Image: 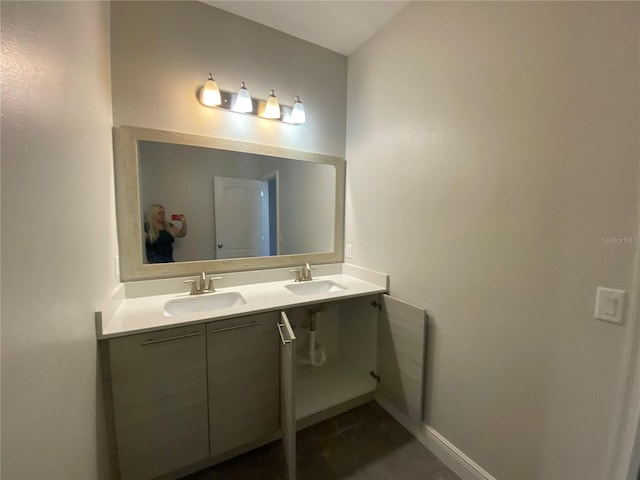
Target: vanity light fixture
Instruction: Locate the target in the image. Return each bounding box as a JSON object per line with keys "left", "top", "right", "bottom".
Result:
{"left": 291, "top": 96, "right": 306, "bottom": 124}
{"left": 263, "top": 90, "right": 281, "bottom": 119}
{"left": 201, "top": 73, "right": 221, "bottom": 107}
{"left": 198, "top": 74, "right": 305, "bottom": 125}
{"left": 234, "top": 81, "right": 253, "bottom": 113}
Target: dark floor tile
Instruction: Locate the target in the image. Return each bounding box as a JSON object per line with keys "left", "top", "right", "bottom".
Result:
{"left": 297, "top": 418, "right": 342, "bottom": 452}
{"left": 342, "top": 411, "right": 440, "bottom": 480}
{"left": 331, "top": 401, "right": 385, "bottom": 432}
{"left": 342, "top": 410, "right": 413, "bottom": 458}
{"left": 333, "top": 465, "right": 379, "bottom": 480}
{"left": 297, "top": 433, "right": 367, "bottom": 480}
{"left": 183, "top": 442, "right": 286, "bottom": 480}
{"left": 361, "top": 440, "right": 440, "bottom": 480}
{"left": 423, "top": 461, "right": 462, "bottom": 480}
{"left": 180, "top": 468, "right": 210, "bottom": 480}
{"left": 182, "top": 402, "right": 459, "bottom": 480}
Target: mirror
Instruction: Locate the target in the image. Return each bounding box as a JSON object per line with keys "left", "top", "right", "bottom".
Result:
{"left": 114, "top": 126, "right": 345, "bottom": 281}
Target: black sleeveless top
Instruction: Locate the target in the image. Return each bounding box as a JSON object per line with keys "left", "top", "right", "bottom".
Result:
{"left": 145, "top": 225, "right": 175, "bottom": 263}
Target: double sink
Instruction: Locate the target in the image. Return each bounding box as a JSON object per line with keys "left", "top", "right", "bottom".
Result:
{"left": 164, "top": 279, "right": 347, "bottom": 317}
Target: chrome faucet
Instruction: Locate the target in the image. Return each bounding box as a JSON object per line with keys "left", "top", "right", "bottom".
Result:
{"left": 302, "top": 263, "right": 313, "bottom": 281}
{"left": 291, "top": 263, "right": 314, "bottom": 282}
{"left": 183, "top": 272, "right": 222, "bottom": 295}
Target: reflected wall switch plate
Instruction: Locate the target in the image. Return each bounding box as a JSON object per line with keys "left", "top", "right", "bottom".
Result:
{"left": 594, "top": 287, "right": 626, "bottom": 325}
{"left": 114, "top": 256, "right": 120, "bottom": 279}
{"left": 345, "top": 244, "right": 352, "bottom": 259}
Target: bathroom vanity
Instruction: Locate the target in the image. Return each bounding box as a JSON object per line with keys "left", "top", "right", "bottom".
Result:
{"left": 100, "top": 126, "right": 426, "bottom": 479}
{"left": 97, "top": 265, "right": 426, "bottom": 480}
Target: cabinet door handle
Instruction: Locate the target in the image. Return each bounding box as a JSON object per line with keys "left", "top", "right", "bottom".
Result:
{"left": 141, "top": 331, "right": 202, "bottom": 345}
{"left": 277, "top": 323, "right": 291, "bottom": 345}
{"left": 210, "top": 321, "right": 260, "bottom": 334}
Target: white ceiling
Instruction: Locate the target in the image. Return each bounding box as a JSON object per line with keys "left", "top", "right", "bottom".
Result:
{"left": 202, "top": 1, "right": 410, "bottom": 56}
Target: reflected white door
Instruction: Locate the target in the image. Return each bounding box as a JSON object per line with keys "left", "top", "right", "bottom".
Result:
{"left": 214, "top": 176, "right": 269, "bottom": 259}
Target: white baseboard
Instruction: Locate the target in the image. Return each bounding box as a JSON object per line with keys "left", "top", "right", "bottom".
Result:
{"left": 375, "top": 395, "right": 496, "bottom": 480}
{"left": 421, "top": 425, "right": 496, "bottom": 480}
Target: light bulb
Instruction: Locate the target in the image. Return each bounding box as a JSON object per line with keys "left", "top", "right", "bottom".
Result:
{"left": 234, "top": 81, "right": 253, "bottom": 113}
{"left": 201, "top": 73, "right": 221, "bottom": 106}
{"left": 264, "top": 89, "right": 281, "bottom": 119}
{"left": 291, "top": 96, "right": 306, "bottom": 124}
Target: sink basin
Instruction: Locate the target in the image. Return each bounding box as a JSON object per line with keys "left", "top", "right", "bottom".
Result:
{"left": 285, "top": 279, "right": 347, "bottom": 296}
{"left": 164, "top": 292, "right": 247, "bottom": 316}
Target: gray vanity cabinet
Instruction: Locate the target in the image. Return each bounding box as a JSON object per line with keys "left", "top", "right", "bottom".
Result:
{"left": 107, "top": 324, "right": 209, "bottom": 480}
{"left": 293, "top": 294, "right": 426, "bottom": 431}
{"left": 104, "top": 290, "right": 421, "bottom": 480}
{"left": 374, "top": 294, "right": 427, "bottom": 425}
{"left": 271, "top": 293, "right": 426, "bottom": 480}
{"left": 206, "top": 312, "right": 280, "bottom": 457}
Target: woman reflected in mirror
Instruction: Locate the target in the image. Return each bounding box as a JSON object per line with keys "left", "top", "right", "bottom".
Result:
{"left": 144, "top": 203, "right": 187, "bottom": 263}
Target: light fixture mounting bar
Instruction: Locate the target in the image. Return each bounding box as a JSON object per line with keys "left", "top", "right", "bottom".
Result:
{"left": 198, "top": 89, "right": 300, "bottom": 125}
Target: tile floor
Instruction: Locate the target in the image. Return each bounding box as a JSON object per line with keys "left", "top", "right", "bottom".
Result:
{"left": 183, "top": 401, "right": 461, "bottom": 480}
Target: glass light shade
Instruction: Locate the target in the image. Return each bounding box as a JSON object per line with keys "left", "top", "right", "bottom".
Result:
{"left": 291, "top": 96, "right": 306, "bottom": 124}
{"left": 264, "top": 89, "right": 281, "bottom": 119}
{"left": 234, "top": 81, "right": 253, "bottom": 113}
{"left": 201, "top": 73, "right": 221, "bottom": 106}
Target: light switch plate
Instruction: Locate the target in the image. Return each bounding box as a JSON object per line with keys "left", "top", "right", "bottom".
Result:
{"left": 345, "top": 244, "right": 352, "bottom": 259}
{"left": 594, "top": 287, "right": 626, "bottom": 325}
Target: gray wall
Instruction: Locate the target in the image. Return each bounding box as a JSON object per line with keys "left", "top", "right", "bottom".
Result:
{"left": 259, "top": 156, "right": 336, "bottom": 255}
{"left": 1, "top": 2, "right": 118, "bottom": 478}
{"left": 111, "top": 1, "right": 347, "bottom": 157}
{"left": 346, "top": 2, "right": 639, "bottom": 479}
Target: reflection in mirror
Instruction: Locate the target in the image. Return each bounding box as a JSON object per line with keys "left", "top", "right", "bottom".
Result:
{"left": 113, "top": 126, "right": 345, "bottom": 281}
{"left": 143, "top": 202, "right": 187, "bottom": 263}
{"left": 138, "top": 141, "right": 336, "bottom": 263}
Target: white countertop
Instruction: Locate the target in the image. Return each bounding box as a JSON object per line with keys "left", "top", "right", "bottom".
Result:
{"left": 96, "top": 266, "right": 387, "bottom": 339}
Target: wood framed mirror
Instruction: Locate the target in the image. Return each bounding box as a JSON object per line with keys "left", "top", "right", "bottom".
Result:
{"left": 114, "top": 126, "right": 345, "bottom": 281}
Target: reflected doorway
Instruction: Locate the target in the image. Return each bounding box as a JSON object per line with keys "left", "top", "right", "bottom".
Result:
{"left": 264, "top": 171, "right": 280, "bottom": 256}
{"left": 213, "top": 173, "right": 279, "bottom": 259}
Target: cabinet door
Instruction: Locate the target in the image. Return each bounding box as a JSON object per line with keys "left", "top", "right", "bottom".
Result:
{"left": 108, "top": 324, "right": 209, "bottom": 480}
{"left": 207, "top": 312, "right": 280, "bottom": 457}
{"left": 278, "top": 311, "right": 297, "bottom": 480}
{"left": 376, "top": 294, "right": 426, "bottom": 425}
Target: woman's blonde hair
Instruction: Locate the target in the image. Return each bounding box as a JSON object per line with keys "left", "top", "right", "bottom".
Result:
{"left": 146, "top": 203, "right": 171, "bottom": 244}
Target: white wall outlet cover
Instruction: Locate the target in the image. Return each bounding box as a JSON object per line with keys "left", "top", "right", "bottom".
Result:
{"left": 345, "top": 243, "right": 352, "bottom": 259}
{"left": 594, "top": 287, "right": 626, "bottom": 325}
